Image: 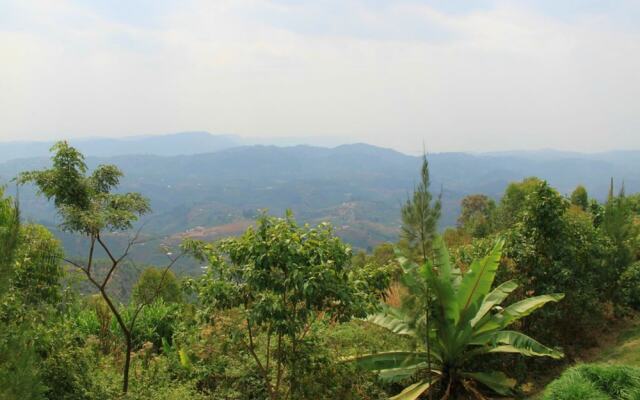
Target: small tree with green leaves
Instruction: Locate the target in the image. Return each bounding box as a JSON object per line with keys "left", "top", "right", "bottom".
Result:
{"left": 496, "top": 177, "right": 543, "bottom": 229}
{"left": 570, "top": 185, "right": 589, "bottom": 210}
{"left": 133, "top": 267, "right": 182, "bottom": 304}
{"left": 457, "top": 194, "right": 496, "bottom": 238}
{"left": 186, "top": 212, "right": 390, "bottom": 400}
{"left": 19, "top": 141, "right": 181, "bottom": 393}
{"left": 602, "top": 181, "right": 638, "bottom": 274}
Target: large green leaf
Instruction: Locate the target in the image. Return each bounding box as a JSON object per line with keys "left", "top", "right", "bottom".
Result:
{"left": 462, "top": 371, "right": 516, "bottom": 396}
{"left": 378, "top": 363, "right": 427, "bottom": 382}
{"left": 456, "top": 239, "right": 504, "bottom": 318}
{"left": 389, "top": 380, "right": 435, "bottom": 400}
{"left": 469, "top": 280, "right": 518, "bottom": 327}
{"left": 487, "top": 344, "right": 563, "bottom": 359}
{"left": 349, "top": 351, "right": 427, "bottom": 372}
{"left": 366, "top": 305, "right": 416, "bottom": 337}
{"left": 471, "top": 330, "right": 564, "bottom": 359}
{"left": 425, "top": 237, "right": 460, "bottom": 325}
{"left": 431, "top": 236, "right": 453, "bottom": 283}
{"left": 475, "top": 293, "right": 564, "bottom": 334}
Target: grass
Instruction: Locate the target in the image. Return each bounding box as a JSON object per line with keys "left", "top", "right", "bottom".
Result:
{"left": 542, "top": 364, "right": 640, "bottom": 400}
{"left": 532, "top": 318, "right": 640, "bottom": 399}
{"left": 596, "top": 323, "right": 640, "bottom": 365}
{"left": 527, "top": 318, "right": 640, "bottom": 399}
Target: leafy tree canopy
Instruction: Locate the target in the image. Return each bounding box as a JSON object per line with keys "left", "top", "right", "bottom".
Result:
{"left": 570, "top": 185, "right": 589, "bottom": 210}
{"left": 186, "top": 211, "right": 391, "bottom": 399}
{"left": 497, "top": 177, "right": 543, "bottom": 229}
{"left": 19, "top": 141, "right": 150, "bottom": 235}
{"left": 457, "top": 194, "right": 496, "bottom": 238}
{"left": 133, "top": 267, "right": 182, "bottom": 305}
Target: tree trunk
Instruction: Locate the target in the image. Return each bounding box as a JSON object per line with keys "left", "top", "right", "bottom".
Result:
{"left": 289, "top": 337, "right": 297, "bottom": 399}
{"left": 123, "top": 335, "right": 132, "bottom": 393}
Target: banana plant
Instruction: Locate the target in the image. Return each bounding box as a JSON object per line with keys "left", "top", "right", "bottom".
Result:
{"left": 351, "top": 238, "right": 564, "bottom": 399}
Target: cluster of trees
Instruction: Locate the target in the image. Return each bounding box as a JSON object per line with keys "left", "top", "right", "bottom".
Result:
{"left": 1, "top": 142, "right": 638, "bottom": 399}
{"left": 440, "top": 178, "right": 640, "bottom": 351}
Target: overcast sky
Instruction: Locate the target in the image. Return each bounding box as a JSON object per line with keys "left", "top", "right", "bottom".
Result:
{"left": 1, "top": 0, "right": 639, "bottom": 153}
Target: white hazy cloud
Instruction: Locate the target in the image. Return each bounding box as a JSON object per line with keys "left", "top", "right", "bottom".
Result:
{"left": 0, "top": 0, "right": 639, "bottom": 153}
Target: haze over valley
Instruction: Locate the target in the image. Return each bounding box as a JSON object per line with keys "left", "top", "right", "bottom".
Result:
{"left": 2, "top": 132, "right": 637, "bottom": 270}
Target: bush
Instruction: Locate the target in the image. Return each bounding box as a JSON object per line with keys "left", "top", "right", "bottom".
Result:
{"left": 128, "top": 300, "right": 180, "bottom": 350}
{"left": 620, "top": 262, "right": 640, "bottom": 310}
{"left": 0, "top": 322, "right": 46, "bottom": 400}
{"left": 74, "top": 299, "right": 180, "bottom": 353}
{"left": 543, "top": 364, "right": 640, "bottom": 400}
{"left": 38, "top": 318, "right": 109, "bottom": 400}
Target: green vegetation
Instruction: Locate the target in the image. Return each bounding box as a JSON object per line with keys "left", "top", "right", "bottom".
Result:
{"left": 4, "top": 143, "right": 639, "bottom": 261}
{"left": 133, "top": 267, "right": 182, "bottom": 305}
{"left": 543, "top": 364, "right": 640, "bottom": 400}
{"left": 0, "top": 187, "right": 19, "bottom": 291}
{"left": 184, "top": 212, "right": 390, "bottom": 399}
{"left": 1, "top": 142, "right": 640, "bottom": 399}
{"left": 354, "top": 239, "right": 563, "bottom": 399}
{"left": 18, "top": 142, "right": 172, "bottom": 393}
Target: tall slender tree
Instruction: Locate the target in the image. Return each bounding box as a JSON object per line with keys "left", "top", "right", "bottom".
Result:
{"left": 602, "top": 179, "right": 637, "bottom": 285}
{"left": 401, "top": 154, "right": 442, "bottom": 261}
{"left": 399, "top": 153, "right": 441, "bottom": 398}
{"left": 19, "top": 141, "right": 181, "bottom": 393}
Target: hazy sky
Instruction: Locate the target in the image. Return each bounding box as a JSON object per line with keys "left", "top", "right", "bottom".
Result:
{"left": 1, "top": 0, "right": 639, "bottom": 153}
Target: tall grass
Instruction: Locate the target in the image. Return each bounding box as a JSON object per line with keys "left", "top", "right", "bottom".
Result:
{"left": 543, "top": 364, "right": 640, "bottom": 400}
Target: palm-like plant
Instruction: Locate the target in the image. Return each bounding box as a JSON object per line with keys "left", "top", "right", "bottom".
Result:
{"left": 352, "top": 238, "right": 564, "bottom": 399}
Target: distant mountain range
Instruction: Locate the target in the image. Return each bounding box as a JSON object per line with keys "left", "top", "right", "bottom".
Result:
{"left": 0, "top": 132, "right": 351, "bottom": 162}
{"left": 1, "top": 132, "right": 638, "bottom": 270}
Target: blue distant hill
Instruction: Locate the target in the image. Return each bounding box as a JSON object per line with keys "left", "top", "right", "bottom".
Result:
{"left": 1, "top": 132, "right": 638, "bottom": 268}
{"left": 0, "top": 132, "right": 241, "bottom": 161}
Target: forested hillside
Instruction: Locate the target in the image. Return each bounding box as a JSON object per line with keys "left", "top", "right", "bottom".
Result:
{"left": 1, "top": 138, "right": 638, "bottom": 265}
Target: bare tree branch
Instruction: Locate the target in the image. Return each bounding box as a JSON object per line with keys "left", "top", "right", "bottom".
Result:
{"left": 96, "top": 233, "right": 117, "bottom": 264}
{"left": 97, "top": 228, "right": 143, "bottom": 290}
{"left": 87, "top": 236, "right": 96, "bottom": 276}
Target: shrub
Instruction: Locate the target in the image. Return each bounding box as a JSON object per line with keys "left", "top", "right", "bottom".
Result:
{"left": 38, "top": 318, "right": 109, "bottom": 400}
{"left": 127, "top": 300, "right": 180, "bottom": 351}
{"left": 620, "top": 262, "right": 640, "bottom": 310}
{"left": 75, "top": 299, "right": 180, "bottom": 353}
{"left": 0, "top": 322, "right": 46, "bottom": 400}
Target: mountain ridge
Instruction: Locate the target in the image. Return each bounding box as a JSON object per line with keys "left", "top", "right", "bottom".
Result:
{"left": 2, "top": 131, "right": 638, "bottom": 163}
{"left": 1, "top": 139, "right": 638, "bottom": 268}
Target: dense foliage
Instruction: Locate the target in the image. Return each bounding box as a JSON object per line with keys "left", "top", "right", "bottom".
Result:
{"left": 184, "top": 212, "right": 391, "bottom": 399}
{"left": 1, "top": 143, "right": 639, "bottom": 399}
